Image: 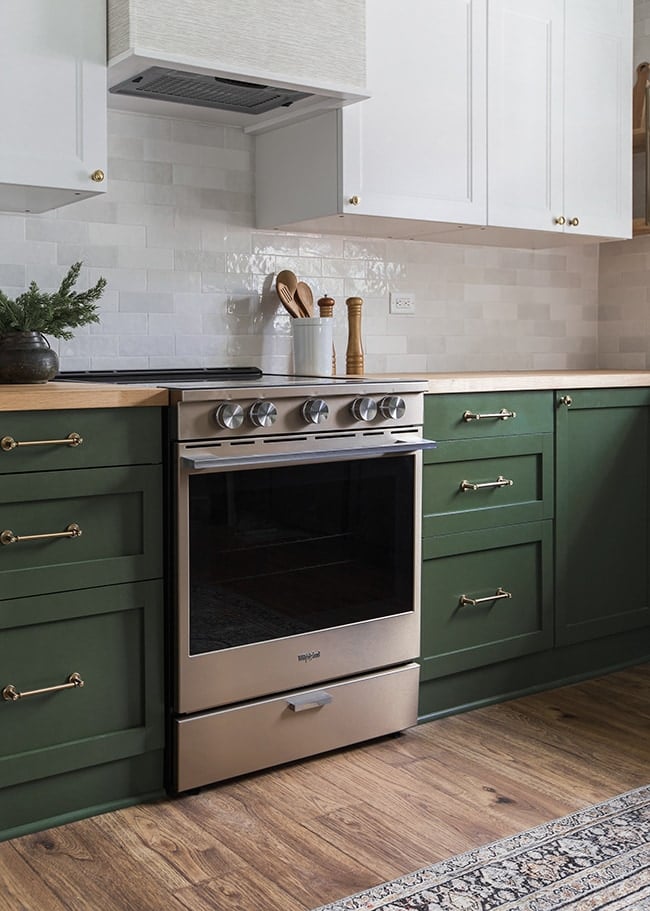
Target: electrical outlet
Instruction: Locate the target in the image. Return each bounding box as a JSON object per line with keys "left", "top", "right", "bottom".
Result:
{"left": 389, "top": 292, "right": 416, "bottom": 315}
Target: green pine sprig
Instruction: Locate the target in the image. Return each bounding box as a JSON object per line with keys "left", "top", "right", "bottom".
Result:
{"left": 0, "top": 262, "right": 106, "bottom": 341}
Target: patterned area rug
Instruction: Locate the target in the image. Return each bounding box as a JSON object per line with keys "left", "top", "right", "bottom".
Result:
{"left": 312, "top": 785, "right": 650, "bottom": 911}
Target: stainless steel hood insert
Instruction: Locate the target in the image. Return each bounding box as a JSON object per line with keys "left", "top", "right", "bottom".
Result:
{"left": 109, "top": 66, "right": 312, "bottom": 115}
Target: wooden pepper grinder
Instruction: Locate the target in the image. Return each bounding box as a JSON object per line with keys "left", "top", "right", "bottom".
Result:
{"left": 317, "top": 294, "right": 336, "bottom": 374}
{"left": 345, "top": 296, "right": 364, "bottom": 375}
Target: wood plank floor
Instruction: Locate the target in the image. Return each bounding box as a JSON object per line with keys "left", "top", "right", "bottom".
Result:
{"left": 1, "top": 664, "right": 649, "bottom": 911}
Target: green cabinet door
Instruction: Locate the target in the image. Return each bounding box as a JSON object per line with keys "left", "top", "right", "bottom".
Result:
{"left": 555, "top": 388, "right": 650, "bottom": 644}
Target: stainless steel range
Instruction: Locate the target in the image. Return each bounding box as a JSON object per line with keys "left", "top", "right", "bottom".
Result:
{"left": 61, "top": 368, "right": 435, "bottom": 792}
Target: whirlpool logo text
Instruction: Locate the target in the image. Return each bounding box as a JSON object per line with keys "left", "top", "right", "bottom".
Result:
{"left": 297, "top": 650, "right": 321, "bottom": 663}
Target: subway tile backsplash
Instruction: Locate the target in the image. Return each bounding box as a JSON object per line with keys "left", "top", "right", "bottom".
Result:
{"left": 0, "top": 110, "right": 605, "bottom": 373}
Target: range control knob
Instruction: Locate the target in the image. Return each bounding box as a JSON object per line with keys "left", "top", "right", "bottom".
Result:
{"left": 249, "top": 400, "right": 278, "bottom": 427}
{"left": 302, "top": 398, "right": 329, "bottom": 425}
{"left": 379, "top": 395, "right": 406, "bottom": 421}
{"left": 350, "top": 396, "right": 378, "bottom": 422}
{"left": 214, "top": 401, "right": 245, "bottom": 430}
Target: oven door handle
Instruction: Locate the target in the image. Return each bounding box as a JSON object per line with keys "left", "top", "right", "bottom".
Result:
{"left": 181, "top": 437, "right": 437, "bottom": 471}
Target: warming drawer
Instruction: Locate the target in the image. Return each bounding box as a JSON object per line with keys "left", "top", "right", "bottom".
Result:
{"left": 174, "top": 662, "right": 419, "bottom": 792}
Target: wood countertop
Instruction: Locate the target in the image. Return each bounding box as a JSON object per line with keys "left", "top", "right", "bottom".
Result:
{"left": 0, "top": 382, "right": 169, "bottom": 412}
{"left": 382, "top": 370, "right": 650, "bottom": 393}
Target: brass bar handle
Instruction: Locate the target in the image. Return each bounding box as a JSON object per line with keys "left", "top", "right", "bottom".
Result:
{"left": 1, "top": 432, "right": 83, "bottom": 452}
{"left": 0, "top": 523, "right": 82, "bottom": 546}
{"left": 460, "top": 475, "right": 514, "bottom": 492}
{"left": 459, "top": 587, "right": 512, "bottom": 607}
{"left": 2, "top": 672, "right": 84, "bottom": 702}
{"left": 462, "top": 409, "right": 517, "bottom": 422}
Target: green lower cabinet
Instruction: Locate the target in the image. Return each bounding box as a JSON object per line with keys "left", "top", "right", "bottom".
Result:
{"left": 420, "top": 521, "right": 553, "bottom": 681}
{"left": 555, "top": 388, "right": 650, "bottom": 645}
{"left": 0, "top": 581, "right": 164, "bottom": 840}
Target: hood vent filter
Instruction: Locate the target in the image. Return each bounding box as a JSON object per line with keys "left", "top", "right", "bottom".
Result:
{"left": 109, "top": 66, "right": 313, "bottom": 114}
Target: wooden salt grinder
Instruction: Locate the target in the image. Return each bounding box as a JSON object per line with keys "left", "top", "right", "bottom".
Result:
{"left": 345, "top": 296, "right": 364, "bottom": 375}
{"left": 317, "top": 294, "right": 336, "bottom": 374}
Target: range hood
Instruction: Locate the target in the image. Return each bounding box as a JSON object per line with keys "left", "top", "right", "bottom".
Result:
{"left": 107, "top": 0, "right": 368, "bottom": 132}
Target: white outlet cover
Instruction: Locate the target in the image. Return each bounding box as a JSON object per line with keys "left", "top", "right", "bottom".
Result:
{"left": 389, "top": 292, "right": 416, "bottom": 314}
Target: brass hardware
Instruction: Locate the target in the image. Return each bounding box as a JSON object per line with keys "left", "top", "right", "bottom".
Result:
{"left": 460, "top": 475, "right": 514, "bottom": 492}
{"left": 2, "top": 672, "right": 84, "bottom": 702}
{"left": 1, "top": 432, "right": 83, "bottom": 452}
{"left": 459, "top": 587, "right": 512, "bottom": 607}
{"left": 462, "top": 408, "right": 517, "bottom": 422}
{"left": 559, "top": 395, "right": 573, "bottom": 407}
{"left": 568, "top": 217, "right": 580, "bottom": 227}
{"left": 0, "top": 523, "right": 82, "bottom": 546}
{"left": 348, "top": 195, "right": 361, "bottom": 206}
{"left": 554, "top": 215, "right": 566, "bottom": 225}
{"left": 90, "top": 169, "right": 105, "bottom": 182}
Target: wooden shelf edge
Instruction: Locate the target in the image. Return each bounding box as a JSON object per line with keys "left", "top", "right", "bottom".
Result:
{"left": 632, "top": 218, "right": 650, "bottom": 236}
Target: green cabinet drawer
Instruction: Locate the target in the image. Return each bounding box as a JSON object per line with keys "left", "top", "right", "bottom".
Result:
{"left": 0, "top": 581, "right": 164, "bottom": 790}
{"left": 0, "top": 408, "right": 162, "bottom": 474}
{"left": 422, "top": 434, "right": 553, "bottom": 535}
{"left": 420, "top": 522, "right": 553, "bottom": 681}
{"left": 425, "top": 391, "right": 553, "bottom": 441}
{"left": 0, "top": 465, "right": 162, "bottom": 599}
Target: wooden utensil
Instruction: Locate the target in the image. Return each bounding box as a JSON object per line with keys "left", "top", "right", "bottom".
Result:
{"left": 295, "top": 281, "right": 314, "bottom": 316}
{"left": 276, "top": 270, "right": 298, "bottom": 297}
{"left": 276, "top": 281, "right": 302, "bottom": 318}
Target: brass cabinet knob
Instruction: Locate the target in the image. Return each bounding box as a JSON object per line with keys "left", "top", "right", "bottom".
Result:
{"left": 554, "top": 215, "right": 566, "bottom": 225}
{"left": 568, "top": 217, "right": 580, "bottom": 227}
{"left": 559, "top": 395, "right": 573, "bottom": 407}
{"left": 348, "top": 195, "right": 361, "bottom": 206}
{"left": 90, "top": 169, "right": 105, "bottom": 183}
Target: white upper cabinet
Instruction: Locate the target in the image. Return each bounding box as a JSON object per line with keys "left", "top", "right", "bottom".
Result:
{"left": 488, "top": 0, "right": 632, "bottom": 240}
{"left": 0, "top": 0, "right": 107, "bottom": 214}
{"left": 256, "top": 0, "right": 487, "bottom": 239}
{"left": 256, "top": 0, "right": 632, "bottom": 245}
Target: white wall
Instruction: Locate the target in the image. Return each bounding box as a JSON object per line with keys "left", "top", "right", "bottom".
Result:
{"left": 0, "top": 109, "right": 600, "bottom": 374}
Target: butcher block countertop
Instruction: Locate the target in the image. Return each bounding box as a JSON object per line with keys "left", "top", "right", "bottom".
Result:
{"left": 393, "top": 370, "right": 650, "bottom": 393}
{"left": 0, "top": 382, "right": 169, "bottom": 412}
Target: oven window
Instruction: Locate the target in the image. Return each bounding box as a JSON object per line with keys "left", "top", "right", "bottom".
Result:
{"left": 187, "top": 456, "right": 415, "bottom": 654}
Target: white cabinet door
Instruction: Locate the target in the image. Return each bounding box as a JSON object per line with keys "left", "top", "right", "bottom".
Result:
{"left": 340, "top": 0, "right": 486, "bottom": 227}
{"left": 487, "top": 0, "right": 564, "bottom": 232}
{"left": 0, "top": 0, "right": 107, "bottom": 213}
{"left": 563, "top": 0, "right": 631, "bottom": 239}
{"left": 488, "top": 0, "right": 631, "bottom": 239}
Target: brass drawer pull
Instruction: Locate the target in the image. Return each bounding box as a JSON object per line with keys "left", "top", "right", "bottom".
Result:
{"left": 2, "top": 671, "right": 84, "bottom": 702}
{"left": 1, "top": 523, "right": 82, "bottom": 546}
{"left": 1, "top": 432, "right": 83, "bottom": 452}
{"left": 460, "top": 475, "right": 513, "bottom": 492}
{"left": 462, "top": 409, "right": 516, "bottom": 422}
{"left": 459, "top": 587, "right": 512, "bottom": 607}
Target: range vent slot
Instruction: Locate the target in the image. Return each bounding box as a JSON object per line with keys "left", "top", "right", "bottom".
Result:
{"left": 109, "top": 67, "right": 313, "bottom": 114}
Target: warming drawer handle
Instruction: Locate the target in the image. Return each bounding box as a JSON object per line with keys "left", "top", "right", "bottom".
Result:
{"left": 462, "top": 409, "right": 516, "bottom": 422}
{"left": 2, "top": 672, "right": 84, "bottom": 702}
{"left": 460, "top": 475, "right": 514, "bottom": 492}
{"left": 459, "top": 587, "right": 512, "bottom": 607}
{"left": 286, "top": 691, "right": 333, "bottom": 712}
{"left": 0, "top": 523, "right": 82, "bottom": 546}
{"left": 1, "top": 432, "right": 83, "bottom": 451}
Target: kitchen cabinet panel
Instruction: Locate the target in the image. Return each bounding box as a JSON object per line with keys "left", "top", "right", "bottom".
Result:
{"left": 425, "top": 391, "right": 553, "bottom": 441}
{"left": 488, "top": 0, "right": 631, "bottom": 238}
{"left": 555, "top": 388, "right": 650, "bottom": 643}
{"left": 0, "top": 582, "right": 163, "bottom": 790}
{"left": 420, "top": 521, "right": 553, "bottom": 680}
{"left": 422, "top": 433, "right": 553, "bottom": 536}
{"left": 256, "top": 0, "right": 487, "bottom": 237}
{"left": 0, "top": 0, "right": 107, "bottom": 213}
{"left": 0, "top": 408, "right": 161, "bottom": 474}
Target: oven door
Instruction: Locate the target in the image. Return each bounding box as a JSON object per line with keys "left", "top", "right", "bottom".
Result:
{"left": 175, "top": 435, "right": 431, "bottom": 715}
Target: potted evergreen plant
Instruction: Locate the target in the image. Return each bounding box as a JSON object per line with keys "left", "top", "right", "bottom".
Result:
{"left": 0, "top": 262, "right": 106, "bottom": 383}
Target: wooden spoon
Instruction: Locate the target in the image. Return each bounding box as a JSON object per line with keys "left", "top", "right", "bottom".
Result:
{"left": 295, "top": 281, "right": 314, "bottom": 316}
{"left": 276, "top": 280, "right": 302, "bottom": 318}
{"left": 276, "top": 270, "right": 298, "bottom": 298}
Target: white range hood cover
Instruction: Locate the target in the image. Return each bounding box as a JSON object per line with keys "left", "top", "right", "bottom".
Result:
{"left": 107, "top": 0, "right": 368, "bottom": 131}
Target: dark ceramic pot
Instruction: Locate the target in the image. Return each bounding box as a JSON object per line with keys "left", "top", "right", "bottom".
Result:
{"left": 0, "top": 331, "right": 59, "bottom": 384}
